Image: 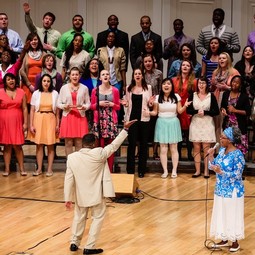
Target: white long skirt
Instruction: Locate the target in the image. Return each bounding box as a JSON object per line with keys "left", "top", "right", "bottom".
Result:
{"left": 210, "top": 189, "right": 244, "bottom": 242}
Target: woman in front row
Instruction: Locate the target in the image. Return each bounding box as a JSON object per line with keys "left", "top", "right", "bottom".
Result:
{"left": 30, "top": 74, "right": 59, "bottom": 176}
{"left": 57, "top": 67, "right": 90, "bottom": 156}
{"left": 208, "top": 127, "right": 245, "bottom": 252}
{"left": 121, "top": 68, "right": 154, "bottom": 178}
{"left": 90, "top": 70, "right": 120, "bottom": 172}
{"left": 187, "top": 76, "right": 219, "bottom": 178}
{"left": 149, "top": 78, "right": 191, "bottom": 178}
{"left": 0, "top": 73, "right": 28, "bottom": 176}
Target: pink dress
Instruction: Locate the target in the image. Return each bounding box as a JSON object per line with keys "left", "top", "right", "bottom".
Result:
{"left": 0, "top": 88, "right": 25, "bottom": 144}
{"left": 59, "top": 91, "right": 88, "bottom": 138}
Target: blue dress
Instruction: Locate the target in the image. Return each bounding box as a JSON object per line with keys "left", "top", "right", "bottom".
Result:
{"left": 209, "top": 147, "right": 245, "bottom": 242}
{"left": 211, "top": 147, "right": 245, "bottom": 198}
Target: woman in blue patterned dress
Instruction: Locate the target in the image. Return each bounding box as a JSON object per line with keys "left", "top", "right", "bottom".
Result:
{"left": 208, "top": 127, "right": 245, "bottom": 252}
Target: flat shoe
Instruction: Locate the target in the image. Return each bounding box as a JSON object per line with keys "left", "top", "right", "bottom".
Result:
{"left": 212, "top": 241, "right": 229, "bottom": 248}
{"left": 229, "top": 244, "right": 240, "bottom": 252}
{"left": 161, "top": 173, "right": 168, "bottom": 178}
{"left": 171, "top": 174, "right": 177, "bottom": 178}
{"left": 20, "top": 171, "right": 27, "bottom": 176}
{"left": 2, "top": 172, "right": 10, "bottom": 177}
{"left": 192, "top": 174, "right": 201, "bottom": 178}
{"left": 83, "top": 248, "right": 103, "bottom": 254}
{"left": 204, "top": 175, "right": 210, "bottom": 179}
{"left": 70, "top": 243, "right": 78, "bottom": 251}
{"left": 33, "top": 171, "right": 42, "bottom": 176}
{"left": 46, "top": 172, "right": 53, "bottom": 177}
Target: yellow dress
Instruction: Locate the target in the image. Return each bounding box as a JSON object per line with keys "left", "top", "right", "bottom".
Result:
{"left": 30, "top": 93, "right": 59, "bottom": 145}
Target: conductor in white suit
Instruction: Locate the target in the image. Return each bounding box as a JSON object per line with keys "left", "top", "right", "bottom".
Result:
{"left": 64, "top": 120, "right": 136, "bottom": 254}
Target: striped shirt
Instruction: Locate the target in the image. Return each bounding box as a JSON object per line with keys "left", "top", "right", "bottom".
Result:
{"left": 196, "top": 24, "right": 240, "bottom": 55}
{"left": 202, "top": 55, "right": 218, "bottom": 86}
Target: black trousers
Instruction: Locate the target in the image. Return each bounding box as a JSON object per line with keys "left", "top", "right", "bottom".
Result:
{"left": 126, "top": 121, "right": 150, "bottom": 175}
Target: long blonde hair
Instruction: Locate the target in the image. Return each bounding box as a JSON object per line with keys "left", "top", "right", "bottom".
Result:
{"left": 214, "top": 52, "right": 235, "bottom": 76}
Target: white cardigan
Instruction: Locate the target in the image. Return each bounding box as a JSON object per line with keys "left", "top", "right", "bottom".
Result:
{"left": 57, "top": 83, "right": 90, "bottom": 117}
{"left": 30, "top": 90, "right": 58, "bottom": 113}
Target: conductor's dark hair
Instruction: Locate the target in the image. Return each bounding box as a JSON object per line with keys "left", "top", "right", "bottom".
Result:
{"left": 82, "top": 133, "right": 96, "bottom": 146}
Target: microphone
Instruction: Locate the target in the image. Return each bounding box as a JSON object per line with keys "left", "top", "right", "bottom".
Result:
{"left": 205, "top": 142, "right": 219, "bottom": 157}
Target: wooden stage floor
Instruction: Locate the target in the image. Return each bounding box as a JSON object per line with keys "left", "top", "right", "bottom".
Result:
{"left": 1, "top": 163, "right": 255, "bottom": 255}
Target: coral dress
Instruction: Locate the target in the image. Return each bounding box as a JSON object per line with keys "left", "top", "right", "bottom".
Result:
{"left": 0, "top": 88, "right": 25, "bottom": 145}
{"left": 21, "top": 56, "right": 43, "bottom": 103}
{"left": 29, "top": 93, "right": 59, "bottom": 145}
{"left": 60, "top": 92, "right": 88, "bottom": 138}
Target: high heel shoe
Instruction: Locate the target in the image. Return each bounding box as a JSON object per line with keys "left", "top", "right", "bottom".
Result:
{"left": 153, "top": 153, "right": 160, "bottom": 160}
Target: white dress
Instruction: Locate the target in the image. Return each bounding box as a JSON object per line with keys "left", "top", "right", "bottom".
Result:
{"left": 189, "top": 92, "right": 216, "bottom": 142}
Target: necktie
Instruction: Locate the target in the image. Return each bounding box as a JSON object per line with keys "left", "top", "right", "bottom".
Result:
{"left": 44, "top": 30, "right": 48, "bottom": 44}
{"left": 215, "top": 28, "right": 219, "bottom": 38}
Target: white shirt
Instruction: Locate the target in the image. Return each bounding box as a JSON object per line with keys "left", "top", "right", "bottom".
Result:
{"left": 107, "top": 46, "right": 118, "bottom": 85}
{"left": 156, "top": 93, "right": 181, "bottom": 118}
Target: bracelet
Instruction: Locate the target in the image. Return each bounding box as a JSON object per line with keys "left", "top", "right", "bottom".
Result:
{"left": 124, "top": 127, "right": 129, "bottom": 132}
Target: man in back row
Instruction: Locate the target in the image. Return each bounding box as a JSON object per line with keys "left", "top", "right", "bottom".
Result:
{"left": 163, "top": 18, "right": 195, "bottom": 73}
{"left": 96, "top": 14, "right": 129, "bottom": 70}
{"left": 196, "top": 8, "right": 240, "bottom": 57}
{"left": 23, "top": 2, "right": 61, "bottom": 54}
{"left": 56, "top": 14, "right": 95, "bottom": 59}
{"left": 0, "top": 12, "right": 23, "bottom": 53}
{"left": 130, "top": 15, "right": 162, "bottom": 70}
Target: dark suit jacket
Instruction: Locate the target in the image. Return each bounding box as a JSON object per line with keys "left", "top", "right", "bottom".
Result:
{"left": 163, "top": 34, "right": 195, "bottom": 71}
{"left": 130, "top": 31, "right": 162, "bottom": 70}
{"left": 96, "top": 29, "right": 129, "bottom": 70}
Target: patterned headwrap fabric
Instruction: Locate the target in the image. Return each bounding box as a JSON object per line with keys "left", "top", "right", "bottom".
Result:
{"left": 223, "top": 127, "right": 234, "bottom": 142}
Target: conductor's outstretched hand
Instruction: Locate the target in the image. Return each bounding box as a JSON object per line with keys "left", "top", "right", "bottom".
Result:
{"left": 124, "top": 119, "right": 137, "bottom": 129}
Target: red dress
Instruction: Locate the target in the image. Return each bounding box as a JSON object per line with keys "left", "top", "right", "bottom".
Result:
{"left": 172, "top": 77, "right": 197, "bottom": 130}
{"left": 59, "top": 91, "right": 88, "bottom": 138}
{"left": 0, "top": 88, "right": 25, "bottom": 144}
